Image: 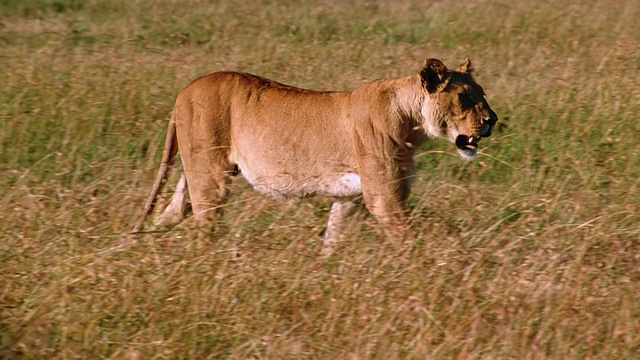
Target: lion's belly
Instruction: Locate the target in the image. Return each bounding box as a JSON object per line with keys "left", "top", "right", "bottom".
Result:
{"left": 238, "top": 165, "right": 362, "bottom": 199}
{"left": 230, "top": 129, "right": 360, "bottom": 198}
{"left": 315, "top": 173, "right": 362, "bottom": 197}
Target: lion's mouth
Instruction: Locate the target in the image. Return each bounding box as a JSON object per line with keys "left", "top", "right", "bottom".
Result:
{"left": 455, "top": 134, "right": 479, "bottom": 151}
{"left": 455, "top": 134, "right": 479, "bottom": 159}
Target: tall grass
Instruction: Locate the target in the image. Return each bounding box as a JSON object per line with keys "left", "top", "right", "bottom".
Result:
{"left": 1, "top": 0, "right": 638, "bottom": 358}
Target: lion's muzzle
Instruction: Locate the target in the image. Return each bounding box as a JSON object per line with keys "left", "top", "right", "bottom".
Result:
{"left": 480, "top": 110, "right": 498, "bottom": 138}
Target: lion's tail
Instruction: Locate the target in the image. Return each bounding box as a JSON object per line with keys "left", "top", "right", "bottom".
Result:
{"left": 132, "top": 113, "right": 178, "bottom": 233}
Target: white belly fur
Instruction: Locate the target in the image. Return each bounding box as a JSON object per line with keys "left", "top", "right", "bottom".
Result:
{"left": 320, "top": 173, "right": 362, "bottom": 197}
{"left": 238, "top": 164, "right": 362, "bottom": 199}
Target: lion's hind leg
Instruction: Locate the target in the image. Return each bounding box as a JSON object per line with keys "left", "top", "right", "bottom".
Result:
{"left": 182, "top": 159, "right": 234, "bottom": 236}
{"left": 321, "top": 199, "right": 366, "bottom": 257}
{"left": 155, "top": 172, "right": 190, "bottom": 228}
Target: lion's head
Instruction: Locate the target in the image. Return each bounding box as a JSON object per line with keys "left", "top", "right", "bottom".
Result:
{"left": 419, "top": 58, "right": 498, "bottom": 160}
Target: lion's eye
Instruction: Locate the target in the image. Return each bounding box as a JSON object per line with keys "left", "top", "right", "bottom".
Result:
{"left": 459, "top": 93, "right": 475, "bottom": 108}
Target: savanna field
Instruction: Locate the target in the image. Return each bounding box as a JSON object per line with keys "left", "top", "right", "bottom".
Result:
{"left": 1, "top": 0, "right": 639, "bottom": 358}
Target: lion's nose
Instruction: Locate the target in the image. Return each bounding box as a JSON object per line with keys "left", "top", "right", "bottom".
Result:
{"left": 480, "top": 114, "right": 496, "bottom": 137}
{"left": 481, "top": 110, "right": 498, "bottom": 126}
{"left": 480, "top": 125, "right": 493, "bottom": 137}
{"left": 481, "top": 116, "right": 497, "bottom": 126}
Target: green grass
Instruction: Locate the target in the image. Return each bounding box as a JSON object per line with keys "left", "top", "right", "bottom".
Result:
{"left": 1, "top": 0, "right": 639, "bottom": 358}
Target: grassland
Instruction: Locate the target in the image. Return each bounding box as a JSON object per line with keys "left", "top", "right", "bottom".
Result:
{"left": 1, "top": 0, "right": 639, "bottom": 358}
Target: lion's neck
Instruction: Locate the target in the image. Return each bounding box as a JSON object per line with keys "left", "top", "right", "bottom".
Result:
{"left": 392, "top": 75, "right": 425, "bottom": 118}
{"left": 390, "top": 75, "right": 431, "bottom": 145}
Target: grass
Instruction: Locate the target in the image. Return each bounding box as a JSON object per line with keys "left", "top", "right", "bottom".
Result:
{"left": 1, "top": 0, "right": 639, "bottom": 358}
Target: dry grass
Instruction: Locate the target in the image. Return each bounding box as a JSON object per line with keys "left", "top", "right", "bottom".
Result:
{"left": 1, "top": 0, "right": 639, "bottom": 358}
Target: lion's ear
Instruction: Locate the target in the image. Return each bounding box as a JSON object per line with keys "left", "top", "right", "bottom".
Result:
{"left": 458, "top": 58, "right": 473, "bottom": 73}
{"left": 420, "top": 58, "right": 450, "bottom": 93}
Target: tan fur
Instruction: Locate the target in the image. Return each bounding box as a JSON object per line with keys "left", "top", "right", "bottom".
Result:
{"left": 133, "top": 58, "right": 498, "bottom": 254}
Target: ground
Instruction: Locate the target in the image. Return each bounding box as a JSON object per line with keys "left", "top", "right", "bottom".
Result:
{"left": 0, "top": 0, "right": 639, "bottom": 358}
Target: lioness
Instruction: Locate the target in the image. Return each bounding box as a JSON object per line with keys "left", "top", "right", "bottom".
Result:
{"left": 133, "top": 58, "right": 498, "bottom": 254}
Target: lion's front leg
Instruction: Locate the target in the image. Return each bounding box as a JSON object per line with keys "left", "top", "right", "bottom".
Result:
{"left": 358, "top": 158, "right": 414, "bottom": 243}
{"left": 362, "top": 188, "right": 409, "bottom": 238}
{"left": 321, "top": 199, "right": 366, "bottom": 257}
